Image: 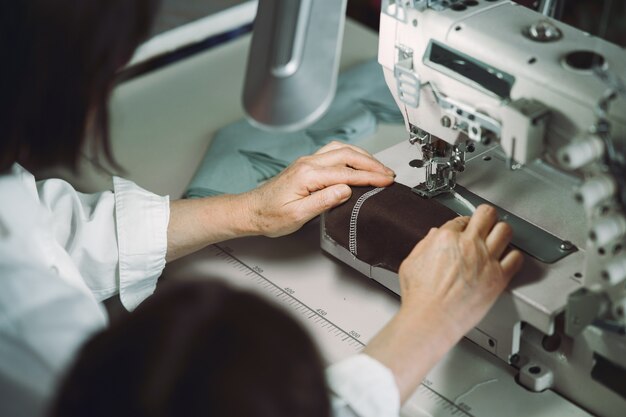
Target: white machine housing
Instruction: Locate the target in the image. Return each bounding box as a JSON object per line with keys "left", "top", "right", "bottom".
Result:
{"left": 321, "top": 1, "right": 626, "bottom": 416}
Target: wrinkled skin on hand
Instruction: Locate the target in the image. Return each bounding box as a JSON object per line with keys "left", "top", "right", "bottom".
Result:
{"left": 398, "top": 204, "right": 524, "bottom": 340}
{"left": 165, "top": 141, "right": 395, "bottom": 262}
{"left": 364, "top": 204, "right": 524, "bottom": 403}
{"left": 246, "top": 141, "right": 396, "bottom": 237}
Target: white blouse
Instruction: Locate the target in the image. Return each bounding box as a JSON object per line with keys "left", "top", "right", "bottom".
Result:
{"left": 0, "top": 164, "right": 399, "bottom": 417}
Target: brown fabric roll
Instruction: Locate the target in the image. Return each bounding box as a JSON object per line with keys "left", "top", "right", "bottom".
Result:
{"left": 324, "top": 182, "right": 458, "bottom": 272}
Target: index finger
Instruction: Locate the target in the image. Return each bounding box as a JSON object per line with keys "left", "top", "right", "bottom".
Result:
{"left": 310, "top": 147, "right": 393, "bottom": 176}
{"left": 439, "top": 216, "right": 470, "bottom": 233}
{"left": 315, "top": 141, "right": 373, "bottom": 157}
{"left": 306, "top": 166, "right": 394, "bottom": 191}
{"left": 465, "top": 204, "right": 498, "bottom": 239}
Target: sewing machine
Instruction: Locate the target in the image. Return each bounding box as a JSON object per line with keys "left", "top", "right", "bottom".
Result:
{"left": 243, "top": 1, "right": 625, "bottom": 415}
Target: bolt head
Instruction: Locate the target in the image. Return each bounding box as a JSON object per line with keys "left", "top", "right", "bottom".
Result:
{"left": 525, "top": 20, "right": 563, "bottom": 42}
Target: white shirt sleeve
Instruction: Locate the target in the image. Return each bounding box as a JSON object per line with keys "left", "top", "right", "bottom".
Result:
{"left": 327, "top": 354, "right": 401, "bottom": 417}
{"left": 0, "top": 265, "right": 106, "bottom": 417}
{"left": 35, "top": 176, "right": 169, "bottom": 310}
{"left": 113, "top": 177, "right": 169, "bottom": 310}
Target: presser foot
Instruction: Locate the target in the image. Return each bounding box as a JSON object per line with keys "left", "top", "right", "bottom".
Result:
{"left": 412, "top": 182, "right": 455, "bottom": 199}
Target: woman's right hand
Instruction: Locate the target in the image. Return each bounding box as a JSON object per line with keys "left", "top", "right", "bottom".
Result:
{"left": 364, "top": 204, "right": 524, "bottom": 403}
{"left": 398, "top": 204, "right": 524, "bottom": 340}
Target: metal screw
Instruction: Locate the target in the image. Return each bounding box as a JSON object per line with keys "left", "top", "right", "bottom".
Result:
{"left": 560, "top": 240, "right": 574, "bottom": 251}
{"left": 524, "top": 20, "right": 563, "bottom": 42}
{"left": 441, "top": 116, "right": 452, "bottom": 128}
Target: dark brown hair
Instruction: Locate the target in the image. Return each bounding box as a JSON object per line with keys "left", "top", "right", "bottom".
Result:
{"left": 50, "top": 280, "right": 331, "bottom": 417}
{"left": 0, "top": 0, "right": 160, "bottom": 172}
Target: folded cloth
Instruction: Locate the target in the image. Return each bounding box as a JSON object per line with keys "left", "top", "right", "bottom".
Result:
{"left": 324, "top": 183, "right": 458, "bottom": 273}
{"left": 184, "top": 59, "right": 404, "bottom": 198}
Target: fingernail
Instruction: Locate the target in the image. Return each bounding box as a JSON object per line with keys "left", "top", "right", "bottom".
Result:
{"left": 337, "top": 185, "right": 351, "bottom": 199}
{"left": 384, "top": 167, "right": 395, "bottom": 176}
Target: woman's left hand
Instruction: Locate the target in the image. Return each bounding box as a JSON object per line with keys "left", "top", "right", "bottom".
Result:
{"left": 244, "top": 141, "right": 395, "bottom": 237}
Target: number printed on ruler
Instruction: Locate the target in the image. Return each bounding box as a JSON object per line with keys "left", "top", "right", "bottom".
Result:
{"left": 213, "top": 244, "right": 364, "bottom": 352}
{"left": 213, "top": 244, "right": 475, "bottom": 417}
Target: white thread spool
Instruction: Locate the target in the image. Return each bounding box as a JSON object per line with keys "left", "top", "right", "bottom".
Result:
{"left": 575, "top": 175, "right": 617, "bottom": 211}
{"left": 601, "top": 255, "right": 626, "bottom": 286}
{"left": 558, "top": 137, "right": 605, "bottom": 170}
{"left": 589, "top": 215, "right": 626, "bottom": 248}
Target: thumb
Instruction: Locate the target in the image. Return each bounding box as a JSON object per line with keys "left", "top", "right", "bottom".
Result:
{"left": 297, "top": 184, "right": 352, "bottom": 223}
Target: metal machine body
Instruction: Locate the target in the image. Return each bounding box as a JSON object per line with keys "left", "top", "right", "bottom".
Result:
{"left": 243, "top": 0, "right": 626, "bottom": 415}
{"left": 319, "top": 1, "right": 626, "bottom": 415}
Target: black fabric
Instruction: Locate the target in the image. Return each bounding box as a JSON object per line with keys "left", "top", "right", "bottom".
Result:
{"left": 324, "top": 183, "right": 458, "bottom": 272}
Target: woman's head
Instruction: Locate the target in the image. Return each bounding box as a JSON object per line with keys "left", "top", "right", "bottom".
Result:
{"left": 0, "top": 0, "right": 160, "bottom": 172}
{"left": 50, "top": 280, "right": 331, "bottom": 417}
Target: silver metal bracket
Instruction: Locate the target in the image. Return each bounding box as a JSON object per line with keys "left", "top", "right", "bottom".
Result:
{"left": 430, "top": 83, "right": 502, "bottom": 142}
{"left": 394, "top": 46, "right": 421, "bottom": 108}
{"left": 432, "top": 185, "right": 578, "bottom": 264}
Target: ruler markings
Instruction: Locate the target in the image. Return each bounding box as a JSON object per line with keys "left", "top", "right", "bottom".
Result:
{"left": 417, "top": 384, "right": 475, "bottom": 417}
{"left": 214, "top": 245, "right": 363, "bottom": 346}
{"left": 212, "top": 244, "right": 475, "bottom": 417}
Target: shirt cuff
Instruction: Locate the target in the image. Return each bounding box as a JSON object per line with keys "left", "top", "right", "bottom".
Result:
{"left": 113, "top": 177, "right": 169, "bottom": 311}
{"left": 326, "top": 353, "right": 400, "bottom": 417}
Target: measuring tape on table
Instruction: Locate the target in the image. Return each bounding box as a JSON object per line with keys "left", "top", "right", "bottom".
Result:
{"left": 209, "top": 243, "right": 474, "bottom": 417}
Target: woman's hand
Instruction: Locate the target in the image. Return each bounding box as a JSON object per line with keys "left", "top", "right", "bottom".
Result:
{"left": 166, "top": 142, "right": 393, "bottom": 261}
{"left": 364, "top": 205, "right": 524, "bottom": 403}
{"left": 398, "top": 204, "right": 524, "bottom": 338}
{"left": 245, "top": 141, "right": 395, "bottom": 237}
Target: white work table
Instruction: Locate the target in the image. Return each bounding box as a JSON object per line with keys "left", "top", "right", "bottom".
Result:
{"left": 51, "top": 14, "right": 589, "bottom": 417}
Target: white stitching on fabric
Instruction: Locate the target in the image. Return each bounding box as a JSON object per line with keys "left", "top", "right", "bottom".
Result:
{"left": 349, "top": 187, "right": 385, "bottom": 255}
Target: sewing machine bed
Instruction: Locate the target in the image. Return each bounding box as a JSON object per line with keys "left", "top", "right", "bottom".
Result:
{"left": 322, "top": 140, "right": 587, "bottom": 360}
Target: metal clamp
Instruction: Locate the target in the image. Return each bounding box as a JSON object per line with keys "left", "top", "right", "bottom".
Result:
{"left": 394, "top": 46, "right": 421, "bottom": 108}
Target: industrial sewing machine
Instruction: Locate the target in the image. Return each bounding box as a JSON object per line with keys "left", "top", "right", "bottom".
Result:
{"left": 244, "top": 1, "right": 626, "bottom": 415}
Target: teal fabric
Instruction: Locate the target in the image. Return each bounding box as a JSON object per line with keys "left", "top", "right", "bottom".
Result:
{"left": 185, "top": 59, "right": 403, "bottom": 198}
